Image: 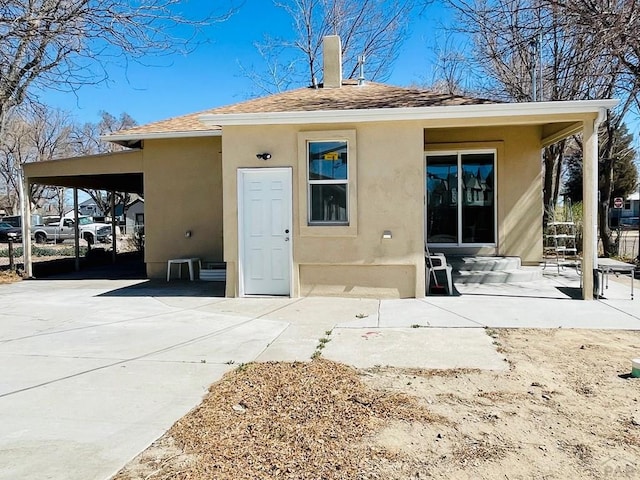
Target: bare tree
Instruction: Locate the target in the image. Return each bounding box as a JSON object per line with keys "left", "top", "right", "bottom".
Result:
{"left": 539, "top": 0, "right": 640, "bottom": 254}
{"left": 547, "top": 1, "right": 640, "bottom": 88}
{"left": 424, "top": 33, "right": 475, "bottom": 95}
{"left": 0, "top": 0, "right": 233, "bottom": 139}
{"left": 50, "top": 187, "right": 67, "bottom": 217}
{"left": 440, "top": 0, "right": 628, "bottom": 102}
{"left": 0, "top": 106, "right": 139, "bottom": 219}
{"left": 71, "top": 111, "right": 137, "bottom": 156}
{"left": 435, "top": 0, "right": 636, "bottom": 250}
{"left": 0, "top": 104, "right": 75, "bottom": 213}
{"left": 69, "top": 111, "right": 138, "bottom": 217}
{"left": 244, "top": 0, "right": 415, "bottom": 93}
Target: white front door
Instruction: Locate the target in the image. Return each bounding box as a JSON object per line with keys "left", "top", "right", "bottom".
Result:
{"left": 238, "top": 168, "right": 292, "bottom": 296}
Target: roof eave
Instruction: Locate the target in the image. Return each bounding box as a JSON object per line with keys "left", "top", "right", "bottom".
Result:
{"left": 102, "top": 129, "right": 223, "bottom": 144}
{"left": 199, "top": 99, "right": 620, "bottom": 126}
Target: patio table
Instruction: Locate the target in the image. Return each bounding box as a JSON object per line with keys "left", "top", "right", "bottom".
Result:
{"left": 596, "top": 258, "right": 635, "bottom": 299}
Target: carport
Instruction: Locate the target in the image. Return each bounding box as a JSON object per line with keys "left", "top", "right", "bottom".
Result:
{"left": 21, "top": 150, "right": 144, "bottom": 277}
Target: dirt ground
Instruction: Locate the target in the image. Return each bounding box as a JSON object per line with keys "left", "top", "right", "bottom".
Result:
{"left": 111, "top": 328, "right": 640, "bottom": 480}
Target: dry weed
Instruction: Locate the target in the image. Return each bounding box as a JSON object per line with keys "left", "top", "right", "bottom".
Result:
{"left": 167, "top": 359, "right": 442, "bottom": 479}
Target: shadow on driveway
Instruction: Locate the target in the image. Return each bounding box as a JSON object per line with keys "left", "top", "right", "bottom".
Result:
{"left": 28, "top": 251, "right": 226, "bottom": 297}
{"left": 97, "top": 279, "right": 226, "bottom": 297}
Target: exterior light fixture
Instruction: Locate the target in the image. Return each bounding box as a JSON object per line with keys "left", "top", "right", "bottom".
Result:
{"left": 256, "top": 153, "right": 272, "bottom": 160}
{"left": 382, "top": 230, "right": 392, "bottom": 239}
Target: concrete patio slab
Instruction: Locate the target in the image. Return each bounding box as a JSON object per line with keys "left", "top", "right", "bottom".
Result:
{"left": 334, "top": 298, "right": 484, "bottom": 328}
{"left": 380, "top": 298, "right": 483, "bottom": 328}
{"left": 148, "top": 317, "right": 288, "bottom": 364}
{"left": 266, "top": 296, "right": 380, "bottom": 323}
{"left": 0, "top": 311, "right": 255, "bottom": 359}
{"left": 425, "top": 286, "right": 640, "bottom": 329}
{"left": 322, "top": 328, "right": 508, "bottom": 370}
{"left": 256, "top": 296, "right": 379, "bottom": 362}
{"left": 196, "top": 296, "right": 300, "bottom": 318}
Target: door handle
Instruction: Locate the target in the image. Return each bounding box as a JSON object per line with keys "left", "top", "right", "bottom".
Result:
{"left": 284, "top": 237, "right": 290, "bottom": 242}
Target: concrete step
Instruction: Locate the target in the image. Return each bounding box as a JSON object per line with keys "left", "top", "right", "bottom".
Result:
{"left": 440, "top": 256, "right": 542, "bottom": 284}
{"left": 453, "top": 267, "right": 542, "bottom": 284}
{"left": 447, "top": 256, "right": 521, "bottom": 272}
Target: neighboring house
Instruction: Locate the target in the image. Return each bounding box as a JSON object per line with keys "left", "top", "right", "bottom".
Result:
{"left": 623, "top": 192, "right": 640, "bottom": 218}
{"left": 124, "top": 197, "right": 144, "bottom": 234}
{"left": 22, "top": 36, "right": 615, "bottom": 299}
{"left": 63, "top": 198, "right": 105, "bottom": 219}
{"left": 609, "top": 192, "right": 640, "bottom": 227}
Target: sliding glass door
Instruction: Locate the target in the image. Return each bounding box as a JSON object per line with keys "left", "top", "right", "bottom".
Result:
{"left": 426, "top": 150, "right": 496, "bottom": 246}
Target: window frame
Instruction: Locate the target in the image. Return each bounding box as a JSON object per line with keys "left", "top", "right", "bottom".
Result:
{"left": 307, "top": 139, "right": 349, "bottom": 226}
{"left": 425, "top": 148, "right": 498, "bottom": 247}
{"left": 298, "top": 130, "right": 357, "bottom": 237}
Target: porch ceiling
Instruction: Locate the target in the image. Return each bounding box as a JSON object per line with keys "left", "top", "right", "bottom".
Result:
{"left": 541, "top": 121, "right": 582, "bottom": 147}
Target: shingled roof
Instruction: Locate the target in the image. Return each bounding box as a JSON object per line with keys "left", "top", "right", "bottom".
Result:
{"left": 108, "top": 80, "right": 496, "bottom": 140}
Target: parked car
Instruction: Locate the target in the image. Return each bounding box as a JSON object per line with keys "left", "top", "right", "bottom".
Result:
{"left": 0, "top": 214, "right": 42, "bottom": 229}
{"left": 32, "top": 216, "right": 112, "bottom": 245}
{"left": 0, "top": 222, "right": 22, "bottom": 242}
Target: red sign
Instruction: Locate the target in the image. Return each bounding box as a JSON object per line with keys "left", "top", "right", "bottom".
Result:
{"left": 613, "top": 197, "right": 624, "bottom": 208}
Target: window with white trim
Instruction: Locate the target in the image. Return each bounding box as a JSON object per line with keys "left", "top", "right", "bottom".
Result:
{"left": 307, "top": 140, "right": 349, "bottom": 225}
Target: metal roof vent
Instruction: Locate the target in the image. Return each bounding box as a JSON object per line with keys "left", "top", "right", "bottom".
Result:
{"left": 357, "top": 54, "right": 366, "bottom": 86}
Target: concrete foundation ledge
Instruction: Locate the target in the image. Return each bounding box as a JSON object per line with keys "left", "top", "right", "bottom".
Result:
{"left": 299, "top": 263, "right": 417, "bottom": 298}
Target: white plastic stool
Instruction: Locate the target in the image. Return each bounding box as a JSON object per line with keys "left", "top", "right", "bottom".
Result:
{"left": 167, "top": 258, "right": 200, "bottom": 281}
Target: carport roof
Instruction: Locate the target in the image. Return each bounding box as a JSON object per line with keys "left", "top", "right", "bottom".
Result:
{"left": 23, "top": 150, "right": 144, "bottom": 194}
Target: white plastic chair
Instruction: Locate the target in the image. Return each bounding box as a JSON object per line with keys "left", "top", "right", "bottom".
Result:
{"left": 425, "top": 252, "right": 453, "bottom": 295}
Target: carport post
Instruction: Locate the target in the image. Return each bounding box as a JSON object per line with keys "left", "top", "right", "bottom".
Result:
{"left": 111, "top": 191, "right": 116, "bottom": 263}
{"left": 19, "top": 169, "right": 32, "bottom": 278}
{"left": 74, "top": 188, "right": 80, "bottom": 271}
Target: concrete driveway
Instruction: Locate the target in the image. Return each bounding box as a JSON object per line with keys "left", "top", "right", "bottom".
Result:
{"left": 0, "top": 279, "right": 293, "bottom": 480}
{"left": 1, "top": 270, "right": 639, "bottom": 480}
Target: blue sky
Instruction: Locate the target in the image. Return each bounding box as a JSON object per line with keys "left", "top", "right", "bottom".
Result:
{"left": 40, "top": 0, "right": 449, "bottom": 126}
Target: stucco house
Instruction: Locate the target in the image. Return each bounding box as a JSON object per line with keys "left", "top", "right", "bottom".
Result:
{"left": 22, "top": 36, "right": 616, "bottom": 299}
{"left": 123, "top": 196, "right": 144, "bottom": 235}
{"left": 62, "top": 198, "right": 105, "bottom": 219}
{"left": 609, "top": 192, "right": 639, "bottom": 228}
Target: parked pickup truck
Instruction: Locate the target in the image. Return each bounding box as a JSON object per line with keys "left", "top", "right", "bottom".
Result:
{"left": 32, "top": 216, "right": 112, "bottom": 245}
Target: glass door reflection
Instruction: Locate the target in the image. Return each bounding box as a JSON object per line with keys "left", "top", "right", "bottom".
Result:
{"left": 426, "top": 154, "right": 458, "bottom": 244}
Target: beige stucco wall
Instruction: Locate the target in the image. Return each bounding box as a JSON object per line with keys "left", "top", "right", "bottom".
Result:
{"left": 144, "top": 136, "right": 223, "bottom": 278}
{"left": 223, "top": 122, "right": 426, "bottom": 298}
{"left": 221, "top": 121, "right": 550, "bottom": 297}
{"left": 425, "top": 125, "right": 544, "bottom": 264}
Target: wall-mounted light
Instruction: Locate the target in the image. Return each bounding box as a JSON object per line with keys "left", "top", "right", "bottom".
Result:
{"left": 256, "top": 153, "right": 272, "bottom": 160}
{"left": 185, "top": 230, "right": 192, "bottom": 238}
{"left": 382, "top": 230, "right": 392, "bottom": 239}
